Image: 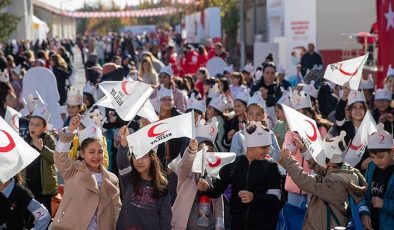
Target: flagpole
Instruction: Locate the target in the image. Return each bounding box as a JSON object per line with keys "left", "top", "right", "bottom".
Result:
{"left": 191, "top": 109, "right": 196, "bottom": 138}
{"left": 201, "top": 143, "right": 206, "bottom": 179}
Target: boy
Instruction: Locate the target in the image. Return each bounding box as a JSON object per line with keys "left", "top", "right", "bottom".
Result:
{"left": 359, "top": 123, "right": 394, "bottom": 230}
{"left": 24, "top": 104, "right": 58, "bottom": 215}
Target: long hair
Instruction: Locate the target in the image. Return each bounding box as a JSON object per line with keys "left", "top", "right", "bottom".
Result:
{"left": 0, "top": 82, "right": 12, "bottom": 118}
{"left": 52, "top": 54, "right": 68, "bottom": 70}
{"left": 138, "top": 57, "right": 157, "bottom": 80}
{"left": 246, "top": 103, "right": 268, "bottom": 127}
{"left": 231, "top": 72, "right": 246, "bottom": 86}
{"left": 130, "top": 151, "right": 169, "bottom": 198}
{"left": 348, "top": 101, "right": 368, "bottom": 121}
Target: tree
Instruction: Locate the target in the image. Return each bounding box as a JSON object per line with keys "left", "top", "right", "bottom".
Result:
{"left": 0, "top": 0, "right": 20, "bottom": 41}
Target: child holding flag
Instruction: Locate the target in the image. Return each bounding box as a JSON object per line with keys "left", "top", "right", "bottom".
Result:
{"left": 359, "top": 123, "right": 394, "bottom": 230}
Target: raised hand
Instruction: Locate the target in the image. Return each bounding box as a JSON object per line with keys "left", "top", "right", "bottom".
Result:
{"left": 189, "top": 138, "right": 198, "bottom": 151}
{"left": 31, "top": 136, "right": 44, "bottom": 151}
{"left": 118, "top": 126, "right": 129, "bottom": 147}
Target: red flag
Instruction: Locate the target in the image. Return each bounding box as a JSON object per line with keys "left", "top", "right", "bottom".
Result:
{"left": 377, "top": 0, "right": 394, "bottom": 87}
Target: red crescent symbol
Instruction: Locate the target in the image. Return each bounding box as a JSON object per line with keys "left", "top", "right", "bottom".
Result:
{"left": 147, "top": 123, "right": 168, "bottom": 137}
{"left": 305, "top": 120, "right": 317, "bottom": 141}
{"left": 296, "top": 98, "right": 301, "bottom": 106}
{"left": 352, "top": 92, "right": 358, "bottom": 98}
{"left": 121, "top": 81, "right": 130, "bottom": 95}
{"left": 12, "top": 115, "right": 19, "bottom": 129}
{"left": 378, "top": 134, "right": 385, "bottom": 144}
{"left": 339, "top": 63, "right": 358, "bottom": 77}
{"left": 207, "top": 153, "right": 221, "bottom": 168}
{"left": 91, "top": 127, "right": 97, "bottom": 133}
{"left": 0, "top": 130, "right": 16, "bottom": 153}
{"left": 349, "top": 143, "right": 364, "bottom": 150}
{"left": 209, "top": 127, "right": 215, "bottom": 134}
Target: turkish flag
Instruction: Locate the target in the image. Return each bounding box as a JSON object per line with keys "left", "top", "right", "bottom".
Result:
{"left": 377, "top": 0, "right": 394, "bottom": 87}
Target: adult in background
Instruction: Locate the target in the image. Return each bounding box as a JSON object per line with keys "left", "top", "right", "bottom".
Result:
{"left": 50, "top": 54, "right": 71, "bottom": 106}
{"left": 300, "top": 43, "right": 323, "bottom": 76}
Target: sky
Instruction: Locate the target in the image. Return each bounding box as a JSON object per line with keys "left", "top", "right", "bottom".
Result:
{"left": 45, "top": 0, "right": 141, "bottom": 11}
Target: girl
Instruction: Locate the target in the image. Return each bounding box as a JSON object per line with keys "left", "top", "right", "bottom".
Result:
{"left": 82, "top": 82, "right": 97, "bottom": 110}
{"left": 0, "top": 174, "right": 51, "bottom": 230}
{"left": 335, "top": 85, "right": 370, "bottom": 171}
{"left": 116, "top": 126, "right": 171, "bottom": 230}
{"left": 206, "top": 94, "right": 230, "bottom": 152}
{"left": 198, "top": 121, "right": 282, "bottom": 230}
{"left": 51, "top": 115, "right": 121, "bottom": 229}
{"left": 372, "top": 88, "right": 393, "bottom": 134}
{"left": 138, "top": 57, "right": 159, "bottom": 87}
{"left": 272, "top": 103, "right": 288, "bottom": 148}
{"left": 196, "top": 67, "right": 209, "bottom": 97}
{"left": 63, "top": 90, "right": 86, "bottom": 127}
{"left": 229, "top": 72, "right": 248, "bottom": 100}
{"left": 183, "top": 74, "right": 201, "bottom": 99}
{"left": 50, "top": 54, "right": 70, "bottom": 105}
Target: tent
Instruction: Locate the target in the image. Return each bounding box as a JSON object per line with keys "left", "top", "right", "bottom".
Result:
{"left": 32, "top": 15, "right": 49, "bottom": 42}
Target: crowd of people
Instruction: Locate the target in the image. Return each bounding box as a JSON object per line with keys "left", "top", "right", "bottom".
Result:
{"left": 0, "top": 31, "right": 393, "bottom": 230}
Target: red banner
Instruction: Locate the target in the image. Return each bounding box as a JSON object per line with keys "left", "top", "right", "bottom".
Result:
{"left": 377, "top": 0, "right": 394, "bottom": 87}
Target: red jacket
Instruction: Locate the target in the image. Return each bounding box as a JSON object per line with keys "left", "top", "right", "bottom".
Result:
{"left": 181, "top": 51, "right": 199, "bottom": 75}
{"left": 197, "top": 53, "right": 208, "bottom": 68}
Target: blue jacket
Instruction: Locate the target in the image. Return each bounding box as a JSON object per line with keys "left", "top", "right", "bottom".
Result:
{"left": 359, "top": 162, "right": 394, "bottom": 229}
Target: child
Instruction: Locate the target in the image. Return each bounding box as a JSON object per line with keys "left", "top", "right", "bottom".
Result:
{"left": 206, "top": 94, "right": 230, "bottom": 152}
{"left": 224, "top": 91, "right": 248, "bottom": 150}
{"left": 24, "top": 104, "right": 58, "bottom": 215}
{"left": 51, "top": 115, "right": 121, "bottom": 229}
{"left": 116, "top": 126, "right": 171, "bottom": 229}
{"left": 0, "top": 174, "right": 51, "bottom": 230}
{"left": 279, "top": 131, "right": 367, "bottom": 229}
{"left": 62, "top": 90, "right": 85, "bottom": 127}
{"left": 359, "top": 123, "right": 394, "bottom": 230}
{"left": 272, "top": 103, "right": 288, "bottom": 148}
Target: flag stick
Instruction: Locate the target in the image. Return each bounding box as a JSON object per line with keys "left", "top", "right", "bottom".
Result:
{"left": 191, "top": 109, "right": 196, "bottom": 138}
{"left": 201, "top": 143, "right": 206, "bottom": 179}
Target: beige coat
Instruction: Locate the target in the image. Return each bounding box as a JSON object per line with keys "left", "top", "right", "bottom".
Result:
{"left": 49, "top": 132, "right": 121, "bottom": 230}
{"left": 280, "top": 157, "right": 367, "bottom": 230}
{"left": 171, "top": 147, "right": 224, "bottom": 230}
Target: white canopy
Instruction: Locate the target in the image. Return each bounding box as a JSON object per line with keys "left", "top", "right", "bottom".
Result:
{"left": 32, "top": 15, "right": 49, "bottom": 42}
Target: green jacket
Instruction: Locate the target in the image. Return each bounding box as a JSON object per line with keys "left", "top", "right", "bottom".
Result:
{"left": 23, "top": 132, "right": 58, "bottom": 195}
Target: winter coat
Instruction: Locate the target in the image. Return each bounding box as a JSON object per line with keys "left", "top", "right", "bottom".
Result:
{"left": 280, "top": 157, "right": 367, "bottom": 230}
{"left": 204, "top": 155, "right": 282, "bottom": 230}
{"left": 52, "top": 66, "right": 70, "bottom": 105}
{"left": 359, "top": 162, "right": 394, "bottom": 230}
{"left": 249, "top": 80, "right": 284, "bottom": 107}
{"left": 171, "top": 147, "right": 224, "bottom": 230}
{"left": 50, "top": 132, "right": 121, "bottom": 230}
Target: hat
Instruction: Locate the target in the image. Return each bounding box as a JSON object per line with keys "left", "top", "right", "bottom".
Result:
{"left": 290, "top": 90, "right": 312, "bottom": 110}
{"left": 277, "top": 66, "right": 285, "bottom": 75}
{"left": 387, "top": 64, "right": 394, "bottom": 77}
{"left": 83, "top": 82, "right": 96, "bottom": 96}
{"left": 323, "top": 130, "right": 347, "bottom": 163}
{"left": 0, "top": 71, "right": 9, "bottom": 82}
{"left": 187, "top": 93, "right": 206, "bottom": 113}
{"left": 347, "top": 90, "right": 366, "bottom": 106}
{"left": 247, "top": 91, "right": 266, "bottom": 108}
{"left": 277, "top": 87, "right": 292, "bottom": 106}
{"left": 255, "top": 70, "right": 263, "bottom": 81}
{"left": 82, "top": 109, "right": 105, "bottom": 127}
{"left": 301, "top": 80, "right": 319, "bottom": 98}
{"left": 208, "top": 94, "right": 227, "bottom": 112}
{"left": 78, "top": 118, "right": 103, "bottom": 145}
{"left": 66, "top": 90, "right": 83, "bottom": 106}
{"left": 368, "top": 123, "right": 393, "bottom": 150}
{"left": 158, "top": 85, "right": 173, "bottom": 99}
{"left": 223, "top": 64, "right": 234, "bottom": 74}
{"left": 360, "top": 74, "right": 374, "bottom": 90}
{"left": 159, "top": 65, "right": 173, "bottom": 77}
{"left": 235, "top": 90, "right": 249, "bottom": 104}
{"left": 242, "top": 63, "right": 254, "bottom": 74}
{"left": 244, "top": 121, "right": 272, "bottom": 147}
{"left": 374, "top": 87, "right": 392, "bottom": 101}
{"left": 102, "top": 63, "right": 122, "bottom": 76}
{"left": 207, "top": 83, "right": 221, "bottom": 99}
{"left": 32, "top": 104, "right": 51, "bottom": 122}
{"left": 195, "top": 116, "right": 218, "bottom": 142}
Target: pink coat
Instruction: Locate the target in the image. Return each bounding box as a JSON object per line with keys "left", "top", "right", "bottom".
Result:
{"left": 171, "top": 147, "right": 224, "bottom": 230}
{"left": 283, "top": 130, "right": 311, "bottom": 194}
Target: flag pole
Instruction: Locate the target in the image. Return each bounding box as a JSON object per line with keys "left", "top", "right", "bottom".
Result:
{"left": 192, "top": 109, "right": 196, "bottom": 138}
{"left": 201, "top": 143, "right": 206, "bottom": 179}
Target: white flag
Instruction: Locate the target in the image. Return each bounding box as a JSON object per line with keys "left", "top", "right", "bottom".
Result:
{"left": 126, "top": 113, "right": 193, "bottom": 159}
{"left": 281, "top": 104, "right": 326, "bottom": 167}
{"left": 323, "top": 54, "right": 368, "bottom": 90}
{"left": 0, "top": 117, "right": 40, "bottom": 182}
{"left": 98, "top": 80, "right": 153, "bottom": 121}
{"left": 344, "top": 111, "right": 377, "bottom": 167}
{"left": 192, "top": 146, "right": 236, "bottom": 178}
{"left": 266, "top": 106, "right": 277, "bottom": 130}
{"left": 167, "top": 153, "right": 182, "bottom": 176}
{"left": 95, "top": 90, "right": 158, "bottom": 122}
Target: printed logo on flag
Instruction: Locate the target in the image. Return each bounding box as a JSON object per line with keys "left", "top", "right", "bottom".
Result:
{"left": 0, "top": 130, "right": 16, "bottom": 153}
{"left": 305, "top": 120, "right": 318, "bottom": 142}
{"left": 147, "top": 123, "right": 172, "bottom": 145}
{"left": 206, "top": 153, "right": 221, "bottom": 167}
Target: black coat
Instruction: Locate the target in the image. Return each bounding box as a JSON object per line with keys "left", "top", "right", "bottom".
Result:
{"left": 53, "top": 66, "right": 70, "bottom": 105}
{"left": 300, "top": 52, "right": 323, "bottom": 76}
{"left": 250, "top": 80, "right": 284, "bottom": 107}
{"left": 205, "top": 155, "right": 281, "bottom": 230}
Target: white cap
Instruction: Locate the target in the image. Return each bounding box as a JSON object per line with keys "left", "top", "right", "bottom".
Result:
{"left": 244, "top": 121, "right": 272, "bottom": 147}
{"left": 374, "top": 87, "right": 392, "bottom": 101}
{"left": 66, "top": 90, "right": 83, "bottom": 106}
{"left": 387, "top": 64, "right": 394, "bottom": 77}
{"left": 83, "top": 82, "right": 96, "bottom": 96}
{"left": 368, "top": 123, "right": 393, "bottom": 150}
{"left": 207, "top": 83, "right": 221, "bottom": 99}
{"left": 277, "top": 66, "right": 285, "bottom": 74}
{"left": 255, "top": 70, "right": 263, "bottom": 81}
{"left": 235, "top": 90, "right": 249, "bottom": 104}
{"left": 347, "top": 90, "right": 366, "bottom": 106}
{"left": 32, "top": 104, "right": 51, "bottom": 122}
{"left": 247, "top": 91, "right": 266, "bottom": 108}
{"left": 277, "top": 87, "right": 292, "bottom": 107}
{"left": 187, "top": 93, "right": 206, "bottom": 113}
{"left": 290, "top": 90, "right": 312, "bottom": 110}
{"left": 159, "top": 65, "right": 173, "bottom": 77}
{"left": 242, "top": 63, "right": 254, "bottom": 74}
{"left": 208, "top": 94, "right": 228, "bottom": 112}
{"left": 195, "top": 116, "right": 218, "bottom": 142}
{"left": 223, "top": 64, "right": 234, "bottom": 74}
{"left": 323, "top": 130, "right": 347, "bottom": 163}
{"left": 78, "top": 118, "right": 103, "bottom": 145}
{"left": 301, "top": 80, "right": 319, "bottom": 98}
{"left": 0, "top": 72, "right": 9, "bottom": 82}
{"left": 158, "top": 85, "right": 173, "bottom": 99}
{"left": 360, "top": 74, "right": 374, "bottom": 90}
